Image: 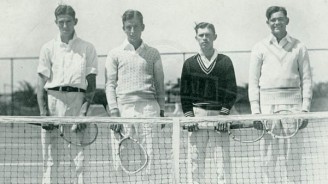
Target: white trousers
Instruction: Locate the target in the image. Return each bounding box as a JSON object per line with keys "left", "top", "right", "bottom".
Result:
{"left": 41, "top": 90, "right": 89, "bottom": 184}
{"left": 260, "top": 104, "right": 304, "bottom": 184}
{"left": 188, "top": 107, "right": 231, "bottom": 184}
{"left": 110, "top": 100, "right": 160, "bottom": 182}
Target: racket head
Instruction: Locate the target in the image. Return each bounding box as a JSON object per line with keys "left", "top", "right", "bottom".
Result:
{"left": 266, "top": 109, "right": 301, "bottom": 139}
{"left": 60, "top": 123, "right": 98, "bottom": 146}
{"left": 228, "top": 121, "right": 265, "bottom": 143}
{"left": 118, "top": 137, "right": 148, "bottom": 174}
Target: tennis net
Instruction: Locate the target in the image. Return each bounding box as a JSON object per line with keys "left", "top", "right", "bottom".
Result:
{"left": 0, "top": 112, "right": 327, "bottom": 184}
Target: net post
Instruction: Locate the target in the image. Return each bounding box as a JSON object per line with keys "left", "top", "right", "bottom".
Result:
{"left": 172, "top": 118, "right": 180, "bottom": 184}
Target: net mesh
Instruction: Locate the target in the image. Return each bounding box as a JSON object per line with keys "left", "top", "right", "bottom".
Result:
{"left": 0, "top": 112, "right": 328, "bottom": 184}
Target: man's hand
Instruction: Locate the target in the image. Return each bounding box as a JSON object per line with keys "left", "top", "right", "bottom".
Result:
{"left": 160, "top": 110, "right": 166, "bottom": 129}
{"left": 109, "top": 108, "right": 122, "bottom": 133}
{"left": 71, "top": 123, "right": 88, "bottom": 133}
{"left": 42, "top": 123, "right": 58, "bottom": 131}
{"left": 110, "top": 124, "right": 123, "bottom": 133}
{"left": 299, "top": 119, "right": 308, "bottom": 130}
{"left": 299, "top": 110, "right": 309, "bottom": 130}
{"left": 40, "top": 110, "right": 49, "bottom": 117}
{"left": 253, "top": 120, "right": 264, "bottom": 130}
{"left": 110, "top": 108, "right": 120, "bottom": 117}
{"left": 251, "top": 112, "right": 264, "bottom": 130}
{"left": 183, "top": 123, "right": 199, "bottom": 132}
{"left": 40, "top": 108, "right": 54, "bottom": 130}
{"left": 216, "top": 122, "right": 228, "bottom": 132}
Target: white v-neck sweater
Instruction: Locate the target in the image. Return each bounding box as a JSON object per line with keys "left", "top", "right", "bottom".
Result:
{"left": 248, "top": 34, "right": 312, "bottom": 113}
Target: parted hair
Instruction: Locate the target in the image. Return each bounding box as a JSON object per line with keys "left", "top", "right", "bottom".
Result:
{"left": 194, "top": 22, "right": 216, "bottom": 34}
{"left": 55, "top": 4, "right": 76, "bottom": 19}
{"left": 122, "top": 10, "right": 143, "bottom": 25}
{"left": 266, "top": 6, "right": 287, "bottom": 20}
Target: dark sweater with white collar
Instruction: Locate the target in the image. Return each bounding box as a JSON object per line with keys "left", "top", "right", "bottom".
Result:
{"left": 180, "top": 53, "right": 237, "bottom": 117}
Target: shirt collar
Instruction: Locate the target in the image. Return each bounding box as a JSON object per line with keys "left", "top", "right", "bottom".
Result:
{"left": 267, "top": 33, "right": 292, "bottom": 45}
{"left": 122, "top": 39, "right": 146, "bottom": 52}
{"left": 56, "top": 32, "right": 78, "bottom": 46}
{"left": 198, "top": 49, "right": 219, "bottom": 62}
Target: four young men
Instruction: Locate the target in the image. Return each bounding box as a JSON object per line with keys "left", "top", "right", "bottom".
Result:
{"left": 37, "top": 4, "right": 311, "bottom": 184}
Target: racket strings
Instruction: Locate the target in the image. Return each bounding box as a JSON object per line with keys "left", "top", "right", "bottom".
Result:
{"left": 119, "top": 138, "right": 148, "bottom": 174}
{"left": 266, "top": 117, "right": 301, "bottom": 139}
{"left": 228, "top": 121, "right": 265, "bottom": 143}
{"left": 60, "top": 123, "right": 98, "bottom": 146}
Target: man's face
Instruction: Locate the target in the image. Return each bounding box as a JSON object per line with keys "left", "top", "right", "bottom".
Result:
{"left": 55, "top": 14, "right": 77, "bottom": 37}
{"left": 123, "top": 17, "right": 145, "bottom": 45}
{"left": 267, "top": 11, "right": 289, "bottom": 37}
{"left": 195, "top": 27, "right": 217, "bottom": 51}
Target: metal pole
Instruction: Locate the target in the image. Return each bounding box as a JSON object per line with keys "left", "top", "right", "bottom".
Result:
{"left": 3, "top": 84, "right": 7, "bottom": 115}
{"left": 11, "top": 58, "right": 14, "bottom": 116}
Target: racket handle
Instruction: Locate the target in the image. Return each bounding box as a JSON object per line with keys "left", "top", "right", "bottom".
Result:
{"left": 182, "top": 123, "right": 216, "bottom": 130}
{"left": 182, "top": 122, "right": 258, "bottom": 130}
{"left": 229, "top": 122, "right": 255, "bottom": 129}
{"left": 28, "top": 123, "right": 41, "bottom": 126}
{"left": 59, "top": 125, "right": 64, "bottom": 137}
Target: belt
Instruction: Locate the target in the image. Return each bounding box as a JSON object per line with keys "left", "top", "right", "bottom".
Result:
{"left": 48, "top": 86, "right": 86, "bottom": 93}
{"left": 193, "top": 103, "right": 222, "bottom": 111}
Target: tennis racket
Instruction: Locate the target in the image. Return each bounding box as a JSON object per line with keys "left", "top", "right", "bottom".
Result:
{"left": 228, "top": 121, "right": 265, "bottom": 143}
{"left": 117, "top": 130, "right": 148, "bottom": 174}
{"left": 264, "top": 109, "right": 302, "bottom": 139}
{"left": 182, "top": 122, "right": 265, "bottom": 143}
{"left": 229, "top": 109, "right": 302, "bottom": 141}
{"left": 29, "top": 123, "right": 98, "bottom": 146}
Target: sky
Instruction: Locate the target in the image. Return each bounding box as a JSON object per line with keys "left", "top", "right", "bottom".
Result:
{"left": 0, "top": 0, "right": 328, "bottom": 93}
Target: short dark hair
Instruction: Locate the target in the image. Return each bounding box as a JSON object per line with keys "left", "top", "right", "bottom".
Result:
{"left": 122, "top": 10, "right": 143, "bottom": 25}
{"left": 194, "top": 22, "right": 216, "bottom": 34}
{"left": 54, "top": 5, "right": 76, "bottom": 19}
{"left": 266, "top": 6, "right": 287, "bottom": 20}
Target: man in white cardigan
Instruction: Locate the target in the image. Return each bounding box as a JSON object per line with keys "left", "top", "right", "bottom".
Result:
{"left": 248, "top": 6, "right": 312, "bottom": 184}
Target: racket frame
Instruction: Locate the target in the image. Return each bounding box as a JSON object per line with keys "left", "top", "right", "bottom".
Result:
{"left": 228, "top": 121, "right": 265, "bottom": 143}
{"left": 28, "top": 123, "right": 98, "bottom": 147}
{"left": 182, "top": 122, "right": 265, "bottom": 143}
{"left": 117, "top": 131, "right": 149, "bottom": 174}
{"left": 264, "top": 109, "right": 301, "bottom": 139}
{"left": 59, "top": 123, "right": 98, "bottom": 147}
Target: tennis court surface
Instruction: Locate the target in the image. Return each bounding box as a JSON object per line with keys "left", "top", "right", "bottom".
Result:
{"left": 0, "top": 111, "right": 328, "bottom": 184}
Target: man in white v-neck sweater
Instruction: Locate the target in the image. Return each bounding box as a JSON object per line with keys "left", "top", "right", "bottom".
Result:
{"left": 248, "top": 6, "right": 312, "bottom": 184}
{"left": 105, "top": 10, "right": 165, "bottom": 181}
{"left": 105, "top": 40, "right": 164, "bottom": 109}
{"left": 249, "top": 33, "right": 312, "bottom": 114}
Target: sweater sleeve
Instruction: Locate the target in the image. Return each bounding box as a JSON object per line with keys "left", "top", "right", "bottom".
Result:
{"left": 180, "top": 59, "right": 194, "bottom": 117}
{"left": 153, "top": 51, "right": 165, "bottom": 111}
{"left": 105, "top": 51, "right": 119, "bottom": 110}
{"left": 298, "top": 45, "right": 313, "bottom": 111}
{"left": 221, "top": 57, "right": 237, "bottom": 114}
{"left": 248, "top": 43, "right": 263, "bottom": 114}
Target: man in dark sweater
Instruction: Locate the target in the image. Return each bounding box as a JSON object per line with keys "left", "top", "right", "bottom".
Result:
{"left": 180, "top": 22, "right": 237, "bottom": 184}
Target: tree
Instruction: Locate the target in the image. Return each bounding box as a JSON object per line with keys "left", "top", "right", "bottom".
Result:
{"left": 14, "top": 81, "right": 37, "bottom": 107}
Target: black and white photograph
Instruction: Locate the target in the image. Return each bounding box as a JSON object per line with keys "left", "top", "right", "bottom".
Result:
{"left": 0, "top": 0, "right": 328, "bottom": 183}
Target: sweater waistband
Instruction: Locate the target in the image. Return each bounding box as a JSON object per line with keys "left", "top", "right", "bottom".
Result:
{"left": 260, "top": 88, "right": 302, "bottom": 105}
